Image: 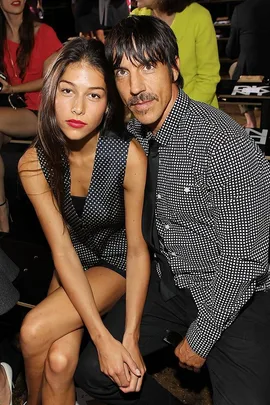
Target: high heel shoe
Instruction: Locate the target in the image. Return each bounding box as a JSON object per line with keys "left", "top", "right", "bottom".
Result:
{"left": 0, "top": 362, "right": 13, "bottom": 405}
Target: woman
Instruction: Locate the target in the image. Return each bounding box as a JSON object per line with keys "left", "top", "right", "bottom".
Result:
{"left": 132, "top": 0, "right": 220, "bottom": 107}
{"left": 18, "top": 37, "right": 150, "bottom": 405}
{"left": 0, "top": 0, "right": 62, "bottom": 232}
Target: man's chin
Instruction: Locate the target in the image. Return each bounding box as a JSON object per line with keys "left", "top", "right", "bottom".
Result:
{"left": 131, "top": 110, "right": 156, "bottom": 126}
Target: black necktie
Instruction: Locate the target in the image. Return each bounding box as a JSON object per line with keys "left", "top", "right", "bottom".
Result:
{"left": 143, "top": 139, "right": 177, "bottom": 300}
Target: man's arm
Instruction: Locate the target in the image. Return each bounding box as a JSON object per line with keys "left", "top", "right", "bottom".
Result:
{"left": 182, "top": 132, "right": 270, "bottom": 361}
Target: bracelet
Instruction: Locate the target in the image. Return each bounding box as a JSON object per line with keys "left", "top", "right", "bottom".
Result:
{"left": 0, "top": 199, "right": 6, "bottom": 206}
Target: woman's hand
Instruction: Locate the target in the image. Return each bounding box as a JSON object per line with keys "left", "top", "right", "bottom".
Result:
{"left": 0, "top": 77, "right": 12, "bottom": 94}
{"left": 95, "top": 333, "right": 141, "bottom": 389}
{"left": 121, "top": 333, "right": 146, "bottom": 393}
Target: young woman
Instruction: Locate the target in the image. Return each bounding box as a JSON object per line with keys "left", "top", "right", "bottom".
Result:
{"left": 18, "top": 37, "right": 150, "bottom": 405}
{"left": 132, "top": 0, "right": 220, "bottom": 107}
{"left": 0, "top": 0, "right": 62, "bottom": 232}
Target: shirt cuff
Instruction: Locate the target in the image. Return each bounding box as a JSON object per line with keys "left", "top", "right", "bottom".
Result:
{"left": 185, "top": 317, "right": 221, "bottom": 358}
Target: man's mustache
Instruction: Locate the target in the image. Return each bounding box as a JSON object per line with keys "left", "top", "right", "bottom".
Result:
{"left": 127, "top": 93, "right": 159, "bottom": 108}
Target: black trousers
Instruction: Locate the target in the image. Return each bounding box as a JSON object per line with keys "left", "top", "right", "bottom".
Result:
{"left": 75, "top": 271, "right": 270, "bottom": 405}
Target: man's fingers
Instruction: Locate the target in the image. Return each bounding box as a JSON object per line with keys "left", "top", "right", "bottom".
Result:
{"left": 123, "top": 363, "right": 131, "bottom": 382}
{"left": 124, "top": 353, "right": 141, "bottom": 377}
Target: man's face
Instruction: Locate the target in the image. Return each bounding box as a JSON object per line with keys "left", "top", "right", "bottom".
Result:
{"left": 114, "top": 55, "right": 179, "bottom": 134}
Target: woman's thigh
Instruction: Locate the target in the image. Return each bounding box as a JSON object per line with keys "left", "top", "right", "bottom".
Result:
{"left": 0, "top": 107, "right": 37, "bottom": 137}
{"left": 22, "top": 266, "right": 126, "bottom": 345}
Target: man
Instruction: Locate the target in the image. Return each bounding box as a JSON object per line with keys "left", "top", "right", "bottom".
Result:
{"left": 75, "top": 16, "right": 270, "bottom": 405}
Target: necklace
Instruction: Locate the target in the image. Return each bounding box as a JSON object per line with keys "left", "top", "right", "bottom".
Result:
{"left": 6, "top": 42, "right": 19, "bottom": 79}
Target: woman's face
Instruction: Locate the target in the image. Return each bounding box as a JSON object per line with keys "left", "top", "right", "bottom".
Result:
{"left": 136, "top": 0, "right": 158, "bottom": 9}
{"left": 0, "top": 0, "right": 26, "bottom": 15}
{"left": 55, "top": 61, "right": 108, "bottom": 142}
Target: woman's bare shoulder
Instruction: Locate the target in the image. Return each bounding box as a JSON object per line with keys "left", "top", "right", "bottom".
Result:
{"left": 18, "top": 146, "right": 40, "bottom": 175}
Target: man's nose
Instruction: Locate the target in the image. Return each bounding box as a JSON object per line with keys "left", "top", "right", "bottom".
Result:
{"left": 129, "top": 71, "right": 146, "bottom": 95}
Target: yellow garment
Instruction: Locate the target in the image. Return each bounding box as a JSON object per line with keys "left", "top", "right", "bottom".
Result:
{"left": 131, "top": 3, "right": 220, "bottom": 107}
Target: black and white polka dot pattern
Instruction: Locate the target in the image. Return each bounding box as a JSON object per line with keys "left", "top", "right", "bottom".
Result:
{"left": 128, "top": 90, "right": 270, "bottom": 357}
{"left": 37, "top": 130, "right": 131, "bottom": 274}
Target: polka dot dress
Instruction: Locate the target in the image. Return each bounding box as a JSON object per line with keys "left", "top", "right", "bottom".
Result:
{"left": 37, "top": 130, "right": 132, "bottom": 273}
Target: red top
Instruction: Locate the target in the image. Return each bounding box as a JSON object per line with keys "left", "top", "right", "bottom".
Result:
{"left": 4, "top": 24, "right": 62, "bottom": 110}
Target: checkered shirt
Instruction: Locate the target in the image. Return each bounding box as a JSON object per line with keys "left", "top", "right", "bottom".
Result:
{"left": 127, "top": 89, "right": 270, "bottom": 357}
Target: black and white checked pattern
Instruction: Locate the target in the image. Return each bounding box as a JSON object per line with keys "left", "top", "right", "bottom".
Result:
{"left": 37, "top": 130, "right": 130, "bottom": 273}
{"left": 128, "top": 90, "right": 270, "bottom": 357}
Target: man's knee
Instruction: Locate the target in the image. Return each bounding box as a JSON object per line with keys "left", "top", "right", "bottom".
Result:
{"left": 75, "top": 350, "right": 117, "bottom": 395}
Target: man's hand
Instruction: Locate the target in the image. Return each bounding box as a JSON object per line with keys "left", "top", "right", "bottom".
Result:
{"left": 121, "top": 334, "right": 146, "bottom": 393}
{"left": 174, "top": 338, "right": 206, "bottom": 372}
{"left": 95, "top": 334, "right": 141, "bottom": 388}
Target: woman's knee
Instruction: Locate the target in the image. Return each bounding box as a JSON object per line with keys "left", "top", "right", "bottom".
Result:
{"left": 20, "top": 309, "right": 49, "bottom": 356}
{"left": 45, "top": 341, "right": 78, "bottom": 380}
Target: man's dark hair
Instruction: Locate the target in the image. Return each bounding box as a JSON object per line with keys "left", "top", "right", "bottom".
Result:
{"left": 105, "top": 15, "right": 183, "bottom": 88}
{"left": 155, "top": 0, "right": 196, "bottom": 15}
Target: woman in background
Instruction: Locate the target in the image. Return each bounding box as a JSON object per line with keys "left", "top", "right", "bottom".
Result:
{"left": 0, "top": 0, "right": 62, "bottom": 232}
{"left": 132, "top": 0, "right": 220, "bottom": 107}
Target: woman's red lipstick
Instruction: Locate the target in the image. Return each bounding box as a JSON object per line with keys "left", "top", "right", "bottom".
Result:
{"left": 66, "top": 119, "right": 87, "bottom": 128}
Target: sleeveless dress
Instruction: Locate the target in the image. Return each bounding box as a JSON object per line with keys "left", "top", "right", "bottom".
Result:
{"left": 37, "top": 129, "right": 132, "bottom": 275}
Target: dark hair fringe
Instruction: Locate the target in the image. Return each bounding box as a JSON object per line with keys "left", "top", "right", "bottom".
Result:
{"left": 105, "top": 15, "right": 183, "bottom": 88}
{"left": 35, "top": 37, "right": 125, "bottom": 223}
{"left": 0, "top": 1, "right": 36, "bottom": 80}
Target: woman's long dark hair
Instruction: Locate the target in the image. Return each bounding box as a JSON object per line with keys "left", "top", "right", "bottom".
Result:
{"left": 0, "top": 1, "right": 35, "bottom": 80}
{"left": 155, "top": 0, "right": 196, "bottom": 15}
{"left": 36, "top": 37, "right": 125, "bottom": 222}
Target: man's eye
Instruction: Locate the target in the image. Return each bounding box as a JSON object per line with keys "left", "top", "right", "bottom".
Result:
{"left": 115, "top": 69, "right": 128, "bottom": 77}
{"left": 143, "top": 64, "right": 154, "bottom": 71}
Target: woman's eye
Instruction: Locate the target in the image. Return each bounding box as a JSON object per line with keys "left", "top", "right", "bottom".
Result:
{"left": 89, "top": 93, "right": 101, "bottom": 99}
{"left": 61, "top": 88, "right": 73, "bottom": 95}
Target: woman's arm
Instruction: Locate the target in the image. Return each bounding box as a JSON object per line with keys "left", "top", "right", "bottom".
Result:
{"left": 18, "top": 148, "right": 116, "bottom": 339}
{"left": 18, "top": 147, "right": 140, "bottom": 386}
{"left": 0, "top": 51, "right": 60, "bottom": 94}
{"left": 122, "top": 139, "right": 151, "bottom": 392}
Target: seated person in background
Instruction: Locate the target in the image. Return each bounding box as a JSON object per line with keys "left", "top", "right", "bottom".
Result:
{"left": 132, "top": 0, "right": 220, "bottom": 107}
{"left": 18, "top": 37, "right": 149, "bottom": 405}
{"left": 74, "top": 16, "right": 270, "bottom": 405}
{"left": 0, "top": 247, "right": 20, "bottom": 405}
{"left": 226, "top": 0, "right": 270, "bottom": 128}
{"left": 0, "top": 0, "right": 62, "bottom": 232}
{"left": 74, "top": 0, "right": 129, "bottom": 43}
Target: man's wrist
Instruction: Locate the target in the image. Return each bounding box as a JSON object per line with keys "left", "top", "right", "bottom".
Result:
{"left": 186, "top": 319, "right": 219, "bottom": 358}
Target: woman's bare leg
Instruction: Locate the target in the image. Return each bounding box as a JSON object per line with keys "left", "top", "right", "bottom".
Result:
{"left": 20, "top": 266, "right": 126, "bottom": 405}
{"left": 0, "top": 154, "right": 9, "bottom": 232}
{"left": 0, "top": 107, "right": 37, "bottom": 232}
{"left": 43, "top": 329, "right": 83, "bottom": 405}
{"left": 0, "top": 107, "right": 37, "bottom": 138}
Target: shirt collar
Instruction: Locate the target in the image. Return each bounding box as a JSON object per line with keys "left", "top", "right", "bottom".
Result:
{"left": 143, "top": 89, "right": 190, "bottom": 145}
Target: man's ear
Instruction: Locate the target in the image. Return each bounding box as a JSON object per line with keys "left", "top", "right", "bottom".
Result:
{"left": 172, "top": 57, "right": 180, "bottom": 82}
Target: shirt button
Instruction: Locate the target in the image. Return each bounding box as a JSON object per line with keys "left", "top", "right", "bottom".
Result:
{"left": 157, "top": 194, "right": 161, "bottom": 199}
{"left": 165, "top": 224, "right": 170, "bottom": 230}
